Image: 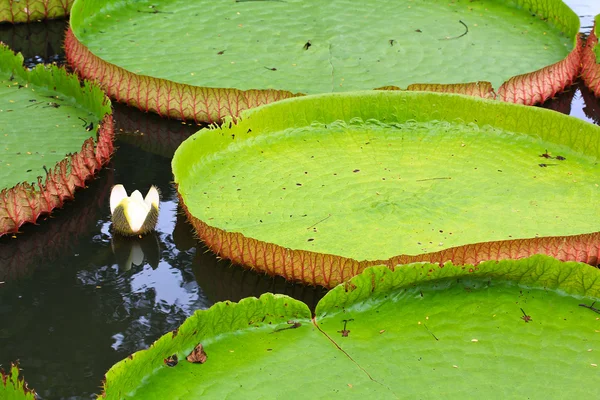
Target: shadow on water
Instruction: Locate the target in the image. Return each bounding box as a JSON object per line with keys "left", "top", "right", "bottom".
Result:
{"left": 0, "top": 19, "right": 67, "bottom": 67}
{"left": 1, "top": 4, "right": 600, "bottom": 398}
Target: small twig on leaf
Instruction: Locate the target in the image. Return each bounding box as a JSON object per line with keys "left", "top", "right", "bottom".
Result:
{"left": 439, "top": 20, "right": 468, "bottom": 40}
{"left": 579, "top": 301, "right": 600, "bottom": 314}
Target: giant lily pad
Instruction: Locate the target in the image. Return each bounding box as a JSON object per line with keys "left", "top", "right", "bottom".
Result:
{"left": 99, "top": 256, "right": 600, "bottom": 398}
{"left": 582, "top": 16, "right": 600, "bottom": 96}
{"left": 66, "top": 0, "right": 581, "bottom": 122}
{"left": 173, "top": 91, "right": 600, "bottom": 288}
{"left": 0, "top": 44, "right": 113, "bottom": 236}
{"left": 0, "top": 0, "right": 74, "bottom": 23}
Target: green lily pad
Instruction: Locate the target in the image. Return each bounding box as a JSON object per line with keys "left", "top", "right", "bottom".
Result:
{"left": 66, "top": 0, "right": 580, "bottom": 122}
{"left": 582, "top": 15, "right": 600, "bottom": 96}
{"left": 0, "top": 364, "right": 35, "bottom": 400}
{"left": 0, "top": 0, "right": 74, "bottom": 23}
{"left": 100, "top": 256, "right": 600, "bottom": 398}
{"left": 173, "top": 90, "right": 600, "bottom": 287}
{"left": 0, "top": 44, "right": 113, "bottom": 236}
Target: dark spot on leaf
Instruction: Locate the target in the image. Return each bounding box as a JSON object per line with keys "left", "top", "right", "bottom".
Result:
{"left": 556, "top": 155, "right": 565, "bottom": 160}
{"left": 307, "top": 238, "right": 314, "bottom": 242}
{"left": 415, "top": 29, "right": 422, "bottom": 32}
{"left": 540, "top": 149, "right": 552, "bottom": 159}
{"left": 353, "top": 169, "right": 360, "bottom": 173}
{"left": 520, "top": 308, "right": 532, "bottom": 322}
{"left": 303, "top": 40, "right": 312, "bottom": 50}
{"left": 164, "top": 354, "right": 178, "bottom": 367}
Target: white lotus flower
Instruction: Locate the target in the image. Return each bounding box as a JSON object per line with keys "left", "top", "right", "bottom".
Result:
{"left": 110, "top": 184, "right": 160, "bottom": 236}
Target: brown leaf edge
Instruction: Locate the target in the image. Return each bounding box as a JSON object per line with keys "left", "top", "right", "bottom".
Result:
{"left": 179, "top": 192, "right": 600, "bottom": 289}
{"left": 378, "top": 36, "right": 582, "bottom": 105}
{"left": 581, "top": 22, "right": 600, "bottom": 98}
{"left": 66, "top": 23, "right": 581, "bottom": 124}
{"left": 0, "top": 362, "right": 36, "bottom": 399}
{"left": 0, "top": 114, "right": 114, "bottom": 237}
{"left": 64, "top": 28, "right": 300, "bottom": 124}
{"left": 0, "top": 0, "right": 73, "bottom": 23}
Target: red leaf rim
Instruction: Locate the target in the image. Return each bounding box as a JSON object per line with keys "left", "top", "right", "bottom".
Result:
{"left": 0, "top": 114, "right": 114, "bottom": 237}
{"left": 64, "top": 28, "right": 299, "bottom": 124}
{"left": 0, "top": 0, "right": 73, "bottom": 23}
{"left": 66, "top": 28, "right": 581, "bottom": 123}
{"left": 379, "top": 36, "right": 582, "bottom": 105}
{"left": 581, "top": 22, "right": 600, "bottom": 97}
{"left": 179, "top": 192, "right": 600, "bottom": 289}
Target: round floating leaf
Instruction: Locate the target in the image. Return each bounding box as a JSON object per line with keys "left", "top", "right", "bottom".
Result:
{"left": 100, "top": 256, "right": 600, "bottom": 398}
{"left": 582, "top": 16, "right": 600, "bottom": 96}
{"left": 66, "top": 0, "right": 581, "bottom": 122}
{"left": 0, "top": 0, "right": 73, "bottom": 23}
{"left": 173, "top": 90, "right": 600, "bottom": 287}
{"left": 0, "top": 44, "right": 113, "bottom": 236}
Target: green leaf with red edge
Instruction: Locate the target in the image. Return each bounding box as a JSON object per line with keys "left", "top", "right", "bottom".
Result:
{"left": 173, "top": 90, "right": 600, "bottom": 288}
{"left": 0, "top": 364, "right": 36, "bottom": 400}
{"left": 67, "top": 0, "right": 581, "bottom": 122}
{"left": 0, "top": 0, "right": 74, "bottom": 23}
{"left": 0, "top": 43, "right": 113, "bottom": 237}
{"left": 98, "top": 255, "right": 600, "bottom": 399}
{"left": 582, "top": 15, "right": 600, "bottom": 96}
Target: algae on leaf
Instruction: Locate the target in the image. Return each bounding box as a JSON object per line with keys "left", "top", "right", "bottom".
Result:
{"left": 67, "top": 0, "right": 581, "bottom": 122}
{"left": 99, "top": 256, "right": 600, "bottom": 399}
{"left": 173, "top": 90, "right": 600, "bottom": 287}
{"left": 0, "top": 44, "right": 113, "bottom": 236}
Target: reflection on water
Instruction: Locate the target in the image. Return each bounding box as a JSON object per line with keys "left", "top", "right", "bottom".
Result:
{"left": 0, "top": 138, "right": 210, "bottom": 399}
{"left": 0, "top": 19, "right": 67, "bottom": 67}
{"left": 563, "top": 0, "right": 600, "bottom": 32}
{"left": 1, "top": 3, "right": 600, "bottom": 399}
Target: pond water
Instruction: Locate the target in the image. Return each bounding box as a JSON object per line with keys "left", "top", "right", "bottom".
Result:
{"left": 0, "top": 2, "right": 599, "bottom": 398}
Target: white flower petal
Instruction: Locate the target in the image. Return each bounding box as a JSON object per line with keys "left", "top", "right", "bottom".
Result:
{"left": 123, "top": 197, "right": 151, "bottom": 233}
{"left": 145, "top": 185, "right": 160, "bottom": 210}
{"left": 110, "top": 184, "right": 128, "bottom": 214}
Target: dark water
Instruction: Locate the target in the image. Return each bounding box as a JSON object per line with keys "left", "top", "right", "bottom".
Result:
{"left": 0, "top": 2, "right": 599, "bottom": 397}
